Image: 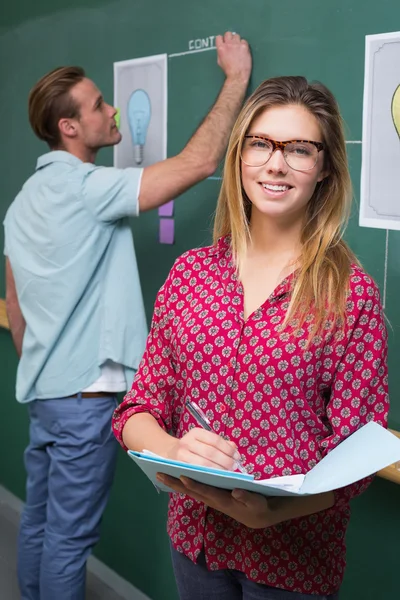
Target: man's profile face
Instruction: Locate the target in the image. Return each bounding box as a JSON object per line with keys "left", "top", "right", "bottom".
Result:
{"left": 67, "top": 78, "right": 122, "bottom": 150}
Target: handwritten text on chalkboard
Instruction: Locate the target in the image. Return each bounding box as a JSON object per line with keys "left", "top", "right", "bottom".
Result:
{"left": 188, "top": 36, "right": 216, "bottom": 51}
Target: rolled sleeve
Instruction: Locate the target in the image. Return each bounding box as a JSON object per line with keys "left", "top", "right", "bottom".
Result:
{"left": 82, "top": 166, "right": 142, "bottom": 223}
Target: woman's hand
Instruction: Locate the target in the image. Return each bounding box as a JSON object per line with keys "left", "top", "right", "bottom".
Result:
{"left": 156, "top": 474, "right": 335, "bottom": 529}
{"left": 156, "top": 474, "right": 276, "bottom": 529}
{"left": 165, "top": 427, "right": 242, "bottom": 472}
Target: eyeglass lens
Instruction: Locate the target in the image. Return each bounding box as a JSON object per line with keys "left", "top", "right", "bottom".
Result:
{"left": 241, "top": 137, "right": 319, "bottom": 171}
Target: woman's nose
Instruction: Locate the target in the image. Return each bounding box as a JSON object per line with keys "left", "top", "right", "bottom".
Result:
{"left": 266, "top": 149, "right": 288, "bottom": 173}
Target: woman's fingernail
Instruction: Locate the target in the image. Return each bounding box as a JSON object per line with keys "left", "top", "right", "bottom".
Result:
{"left": 234, "top": 451, "right": 241, "bottom": 461}
{"left": 156, "top": 474, "right": 164, "bottom": 482}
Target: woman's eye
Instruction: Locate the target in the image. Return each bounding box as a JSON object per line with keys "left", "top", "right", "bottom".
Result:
{"left": 289, "top": 145, "right": 312, "bottom": 156}
{"left": 250, "top": 140, "right": 269, "bottom": 149}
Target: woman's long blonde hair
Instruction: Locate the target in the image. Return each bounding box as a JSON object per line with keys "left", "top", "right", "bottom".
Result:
{"left": 213, "top": 76, "right": 358, "bottom": 335}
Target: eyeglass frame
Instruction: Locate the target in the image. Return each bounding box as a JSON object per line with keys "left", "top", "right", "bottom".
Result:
{"left": 241, "top": 135, "right": 325, "bottom": 171}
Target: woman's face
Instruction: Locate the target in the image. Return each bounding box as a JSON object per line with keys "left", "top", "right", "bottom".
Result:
{"left": 241, "top": 104, "right": 327, "bottom": 225}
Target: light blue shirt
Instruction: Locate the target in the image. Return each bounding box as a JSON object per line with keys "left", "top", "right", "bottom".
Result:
{"left": 4, "top": 151, "right": 148, "bottom": 403}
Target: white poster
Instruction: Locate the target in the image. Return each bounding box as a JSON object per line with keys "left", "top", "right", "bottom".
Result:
{"left": 360, "top": 31, "right": 400, "bottom": 230}
{"left": 113, "top": 54, "right": 167, "bottom": 169}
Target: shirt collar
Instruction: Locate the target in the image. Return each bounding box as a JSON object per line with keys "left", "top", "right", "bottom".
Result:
{"left": 209, "top": 235, "right": 295, "bottom": 301}
{"left": 36, "top": 150, "right": 83, "bottom": 170}
{"left": 272, "top": 272, "right": 295, "bottom": 300}
{"left": 207, "top": 235, "right": 232, "bottom": 258}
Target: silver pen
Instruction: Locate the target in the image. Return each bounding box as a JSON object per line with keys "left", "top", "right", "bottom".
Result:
{"left": 185, "top": 399, "right": 248, "bottom": 475}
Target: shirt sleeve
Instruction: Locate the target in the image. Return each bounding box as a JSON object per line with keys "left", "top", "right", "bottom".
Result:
{"left": 3, "top": 210, "right": 10, "bottom": 256}
{"left": 112, "top": 266, "right": 178, "bottom": 450}
{"left": 81, "top": 165, "right": 143, "bottom": 223}
{"left": 318, "top": 278, "right": 389, "bottom": 507}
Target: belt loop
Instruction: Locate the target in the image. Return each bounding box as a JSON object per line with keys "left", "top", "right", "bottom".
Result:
{"left": 77, "top": 392, "right": 82, "bottom": 403}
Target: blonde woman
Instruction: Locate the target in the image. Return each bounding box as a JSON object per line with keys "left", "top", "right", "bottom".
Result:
{"left": 113, "top": 77, "right": 389, "bottom": 599}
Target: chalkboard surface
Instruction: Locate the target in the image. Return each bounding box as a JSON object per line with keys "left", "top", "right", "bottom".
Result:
{"left": 1, "top": 2, "right": 400, "bottom": 599}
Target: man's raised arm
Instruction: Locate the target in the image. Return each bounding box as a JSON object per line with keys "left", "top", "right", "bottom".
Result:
{"left": 138, "top": 31, "right": 252, "bottom": 212}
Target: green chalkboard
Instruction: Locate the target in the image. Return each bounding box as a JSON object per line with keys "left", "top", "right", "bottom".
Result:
{"left": 1, "top": 2, "right": 400, "bottom": 600}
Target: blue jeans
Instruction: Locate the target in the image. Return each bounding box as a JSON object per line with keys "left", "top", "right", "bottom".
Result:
{"left": 170, "top": 546, "right": 340, "bottom": 600}
{"left": 18, "top": 394, "right": 118, "bottom": 600}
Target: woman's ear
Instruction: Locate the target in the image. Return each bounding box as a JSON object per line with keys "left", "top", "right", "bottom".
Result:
{"left": 317, "top": 155, "right": 330, "bottom": 183}
{"left": 317, "top": 169, "right": 329, "bottom": 183}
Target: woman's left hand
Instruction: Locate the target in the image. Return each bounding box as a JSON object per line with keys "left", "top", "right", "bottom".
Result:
{"left": 156, "top": 473, "right": 280, "bottom": 529}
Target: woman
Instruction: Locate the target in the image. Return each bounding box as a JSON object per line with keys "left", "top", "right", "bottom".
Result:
{"left": 112, "top": 76, "right": 389, "bottom": 599}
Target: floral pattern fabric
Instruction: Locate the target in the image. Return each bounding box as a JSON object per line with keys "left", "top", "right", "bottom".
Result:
{"left": 113, "top": 236, "right": 389, "bottom": 596}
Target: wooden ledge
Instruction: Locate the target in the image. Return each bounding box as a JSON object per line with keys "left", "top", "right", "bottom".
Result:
{"left": 0, "top": 299, "right": 9, "bottom": 330}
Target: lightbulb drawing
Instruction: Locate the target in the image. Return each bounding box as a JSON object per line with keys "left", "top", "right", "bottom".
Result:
{"left": 127, "top": 89, "right": 152, "bottom": 165}
{"left": 391, "top": 84, "right": 400, "bottom": 139}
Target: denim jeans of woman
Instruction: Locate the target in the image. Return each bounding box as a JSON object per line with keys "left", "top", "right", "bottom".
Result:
{"left": 170, "top": 545, "right": 340, "bottom": 600}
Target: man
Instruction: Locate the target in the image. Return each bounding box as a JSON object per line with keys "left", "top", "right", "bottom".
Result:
{"left": 4, "top": 32, "right": 251, "bottom": 600}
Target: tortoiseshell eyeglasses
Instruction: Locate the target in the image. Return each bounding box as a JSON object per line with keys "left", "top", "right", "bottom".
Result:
{"left": 241, "top": 135, "right": 324, "bottom": 171}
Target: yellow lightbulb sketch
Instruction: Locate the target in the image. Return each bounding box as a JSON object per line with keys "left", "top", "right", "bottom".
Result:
{"left": 392, "top": 84, "right": 400, "bottom": 137}
{"left": 115, "top": 108, "right": 121, "bottom": 129}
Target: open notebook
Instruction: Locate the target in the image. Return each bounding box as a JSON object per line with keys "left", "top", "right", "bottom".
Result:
{"left": 127, "top": 422, "right": 400, "bottom": 497}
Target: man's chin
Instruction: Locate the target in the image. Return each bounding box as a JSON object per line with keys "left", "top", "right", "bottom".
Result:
{"left": 112, "top": 131, "right": 122, "bottom": 146}
{"left": 102, "top": 132, "right": 122, "bottom": 148}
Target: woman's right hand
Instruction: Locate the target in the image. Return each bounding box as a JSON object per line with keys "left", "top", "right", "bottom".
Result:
{"left": 165, "top": 427, "right": 241, "bottom": 471}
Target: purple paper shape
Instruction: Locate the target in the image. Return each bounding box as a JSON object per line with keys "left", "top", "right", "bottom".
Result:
{"left": 159, "top": 218, "right": 175, "bottom": 244}
{"left": 158, "top": 200, "right": 174, "bottom": 218}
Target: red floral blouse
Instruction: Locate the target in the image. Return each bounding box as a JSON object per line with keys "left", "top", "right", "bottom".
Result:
{"left": 112, "top": 236, "right": 389, "bottom": 596}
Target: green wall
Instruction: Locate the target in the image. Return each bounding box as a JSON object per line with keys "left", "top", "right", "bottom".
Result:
{"left": 1, "top": 1, "right": 400, "bottom": 598}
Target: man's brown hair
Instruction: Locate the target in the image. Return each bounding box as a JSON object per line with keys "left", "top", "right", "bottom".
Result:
{"left": 28, "top": 66, "right": 85, "bottom": 148}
